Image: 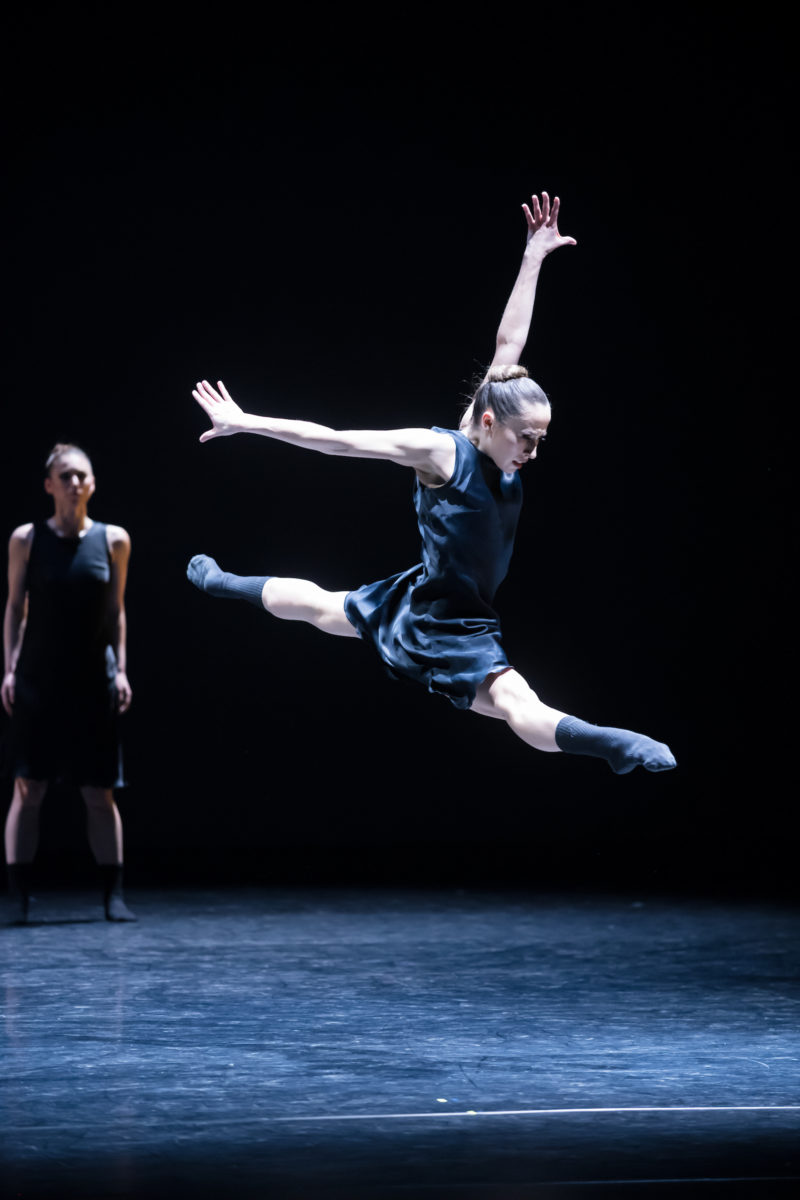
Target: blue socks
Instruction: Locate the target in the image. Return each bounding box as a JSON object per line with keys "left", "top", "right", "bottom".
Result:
{"left": 187, "top": 555, "right": 270, "bottom": 609}
{"left": 555, "top": 715, "right": 676, "bottom": 775}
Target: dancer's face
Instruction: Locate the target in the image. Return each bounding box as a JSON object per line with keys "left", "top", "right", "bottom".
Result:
{"left": 45, "top": 451, "right": 96, "bottom": 509}
{"left": 479, "top": 403, "right": 550, "bottom": 473}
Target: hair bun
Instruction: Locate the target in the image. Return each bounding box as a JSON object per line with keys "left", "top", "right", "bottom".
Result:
{"left": 485, "top": 364, "right": 529, "bottom": 384}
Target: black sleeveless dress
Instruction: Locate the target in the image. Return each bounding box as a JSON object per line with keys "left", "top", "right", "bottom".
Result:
{"left": 8, "top": 520, "right": 123, "bottom": 786}
{"left": 344, "top": 428, "right": 522, "bottom": 709}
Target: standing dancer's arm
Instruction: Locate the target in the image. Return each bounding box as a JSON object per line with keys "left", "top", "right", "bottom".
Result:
{"left": 461, "top": 193, "right": 576, "bottom": 428}
{"left": 106, "top": 526, "right": 132, "bottom": 714}
{"left": 1, "top": 526, "right": 32, "bottom": 716}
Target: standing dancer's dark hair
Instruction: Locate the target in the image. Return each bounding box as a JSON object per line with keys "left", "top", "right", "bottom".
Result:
{"left": 187, "top": 193, "right": 676, "bottom": 776}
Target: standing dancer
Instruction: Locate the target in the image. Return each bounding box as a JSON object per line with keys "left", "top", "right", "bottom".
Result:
{"left": 187, "top": 194, "right": 675, "bottom": 775}
{"left": 3, "top": 444, "right": 136, "bottom": 922}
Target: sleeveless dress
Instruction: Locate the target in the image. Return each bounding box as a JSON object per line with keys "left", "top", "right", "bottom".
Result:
{"left": 344, "top": 428, "right": 522, "bottom": 710}
{"left": 7, "top": 520, "right": 123, "bottom": 786}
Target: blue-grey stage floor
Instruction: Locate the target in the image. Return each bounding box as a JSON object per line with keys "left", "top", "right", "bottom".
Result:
{"left": 2, "top": 887, "right": 799, "bottom": 1198}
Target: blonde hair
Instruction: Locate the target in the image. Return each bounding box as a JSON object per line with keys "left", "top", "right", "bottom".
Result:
{"left": 487, "top": 364, "right": 530, "bottom": 383}
{"left": 467, "top": 364, "right": 549, "bottom": 428}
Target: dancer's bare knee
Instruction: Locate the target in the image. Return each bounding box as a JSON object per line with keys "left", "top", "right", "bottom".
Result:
{"left": 80, "top": 787, "right": 116, "bottom": 812}
{"left": 476, "top": 669, "right": 539, "bottom": 721}
{"left": 14, "top": 778, "right": 47, "bottom": 808}
{"left": 473, "top": 669, "right": 531, "bottom": 719}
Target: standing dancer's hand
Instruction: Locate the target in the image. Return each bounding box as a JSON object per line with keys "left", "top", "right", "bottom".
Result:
{"left": 115, "top": 671, "right": 133, "bottom": 714}
{"left": 523, "top": 193, "right": 577, "bottom": 255}
{"left": 193, "top": 380, "right": 248, "bottom": 441}
{"left": 1, "top": 671, "right": 15, "bottom": 716}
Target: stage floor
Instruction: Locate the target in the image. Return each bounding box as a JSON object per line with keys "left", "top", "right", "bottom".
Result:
{"left": 2, "top": 887, "right": 799, "bottom": 1197}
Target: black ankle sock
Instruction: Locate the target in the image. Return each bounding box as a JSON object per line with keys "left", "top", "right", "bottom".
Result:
{"left": 187, "top": 555, "right": 270, "bottom": 608}
{"left": 99, "top": 864, "right": 137, "bottom": 922}
{"left": 7, "top": 862, "right": 33, "bottom": 923}
{"left": 555, "top": 715, "right": 676, "bottom": 775}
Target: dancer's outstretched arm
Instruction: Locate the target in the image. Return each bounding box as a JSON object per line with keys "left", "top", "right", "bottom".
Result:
{"left": 193, "top": 381, "right": 456, "bottom": 484}
{"left": 461, "top": 193, "right": 576, "bottom": 429}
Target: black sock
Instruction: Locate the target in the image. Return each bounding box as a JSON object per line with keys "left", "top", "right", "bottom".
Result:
{"left": 187, "top": 555, "right": 269, "bottom": 608}
{"left": 7, "top": 862, "right": 33, "bottom": 923}
{"left": 555, "top": 715, "right": 676, "bottom": 775}
{"left": 99, "top": 864, "right": 137, "bottom": 922}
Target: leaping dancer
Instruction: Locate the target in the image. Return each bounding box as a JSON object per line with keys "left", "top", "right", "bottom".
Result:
{"left": 187, "top": 194, "right": 676, "bottom": 776}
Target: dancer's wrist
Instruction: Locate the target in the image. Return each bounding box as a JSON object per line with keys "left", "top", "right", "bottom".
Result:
{"left": 233, "top": 411, "right": 261, "bottom": 434}
{"left": 522, "top": 243, "right": 546, "bottom": 268}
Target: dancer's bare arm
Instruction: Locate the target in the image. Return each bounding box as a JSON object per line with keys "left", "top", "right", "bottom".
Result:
{"left": 461, "top": 193, "right": 576, "bottom": 429}
{"left": 107, "top": 526, "right": 132, "bottom": 714}
{"left": 2, "top": 525, "right": 33, "bottom": 715}
{"left": 492, "top": 192, "right": 576, "bottom": 367}
{"left": 192, "top": 380, "right": 456, "bottom": 482}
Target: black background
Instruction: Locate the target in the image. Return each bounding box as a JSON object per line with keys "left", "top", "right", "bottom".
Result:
{"left": 1, "top": 5, "right": 792, "bottom": 894}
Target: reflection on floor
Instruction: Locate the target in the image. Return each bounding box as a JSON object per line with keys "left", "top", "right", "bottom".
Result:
{"left": 2, "top": 887, "right": 799, "bottom": 1197}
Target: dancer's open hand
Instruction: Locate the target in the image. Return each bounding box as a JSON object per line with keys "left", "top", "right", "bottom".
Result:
{"left": 523, "top": 193, "right": 577, "bottom": 255}
{"left": 193, "top": 380, "right": 247, "bottom": 441}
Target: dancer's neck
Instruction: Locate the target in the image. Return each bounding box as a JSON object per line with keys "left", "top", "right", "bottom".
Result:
{"left": 48, "top": 513, "right": 94, "bottom": 539}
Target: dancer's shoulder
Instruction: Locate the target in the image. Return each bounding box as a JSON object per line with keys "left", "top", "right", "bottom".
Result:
{"left": 8, "top": 523, "right": 34, "bottom": 548}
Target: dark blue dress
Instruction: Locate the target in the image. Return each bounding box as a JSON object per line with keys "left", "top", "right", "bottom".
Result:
{"left": 344, "top": 428, "right": 522, "bottom": 709}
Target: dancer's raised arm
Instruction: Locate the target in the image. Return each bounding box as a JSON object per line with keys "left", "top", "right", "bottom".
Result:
{"left": 491, "top": 192, "right": 573, "bottom": 364}
{"left": 491, "top": 192, "right": 576, "bottom": 368}
{"left": 193, "top": 380, "right": 456, "bottom": 483}
{"left": 461, "top": 194, "right": 576, "bottom": 429}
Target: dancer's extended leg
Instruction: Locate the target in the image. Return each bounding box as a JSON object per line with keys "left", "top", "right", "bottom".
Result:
{"left": 473, "top": 669, "right": 676, "bottom": 774}
{"left": 188, "top": 555, "right": 357, "bottom": 637}
{"left": 262, "top": 578, "right": 358, "bottom": 637}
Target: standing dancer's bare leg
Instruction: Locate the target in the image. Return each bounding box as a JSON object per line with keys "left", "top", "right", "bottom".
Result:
{"left": 80, "top": 786, "right": 136, "bottom": 922}
{"left": 4, "top": 778, "right": 47, "bottom": 922}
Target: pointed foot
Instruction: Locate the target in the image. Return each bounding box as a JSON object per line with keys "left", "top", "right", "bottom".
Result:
{"left": 611, "top": 734, "right": 677, "bottom": 775}
{"left": 187, "top": 554, "right": 224, "bottom": 594}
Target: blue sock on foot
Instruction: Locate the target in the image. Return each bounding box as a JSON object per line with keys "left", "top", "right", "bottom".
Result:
{"left": 187, "top": 555, "right": 270, "bottom": 609}
{"left": 555, "top": 715, "right": 676, "bottom": 775}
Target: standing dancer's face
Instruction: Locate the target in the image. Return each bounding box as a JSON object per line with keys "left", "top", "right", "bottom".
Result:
{"left": 45, "top": 451, "right": 96, "bottom": 510}
{"left": 478, "top": 403, "right": 551, "bottom": 473}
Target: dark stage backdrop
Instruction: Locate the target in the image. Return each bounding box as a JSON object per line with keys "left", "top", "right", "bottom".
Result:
{"left": 1, "top": 7, "right": 791, "bottom": 893}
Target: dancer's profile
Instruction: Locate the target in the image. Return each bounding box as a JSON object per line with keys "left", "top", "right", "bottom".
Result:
{"left": 187, "top": 193, "right": 676, "bottom": 776}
